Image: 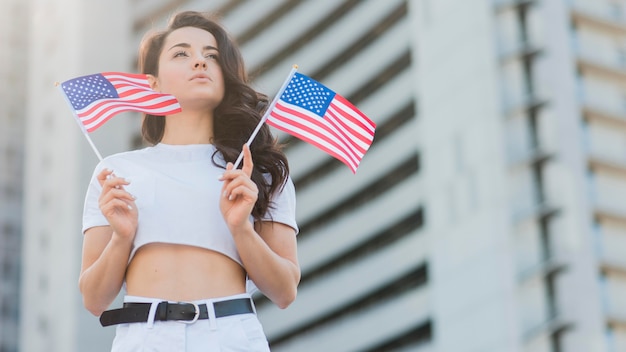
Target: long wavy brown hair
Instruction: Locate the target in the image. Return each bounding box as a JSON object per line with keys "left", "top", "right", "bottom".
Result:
{"left": 138, "top": 11, "right": 289, "bottom": 220}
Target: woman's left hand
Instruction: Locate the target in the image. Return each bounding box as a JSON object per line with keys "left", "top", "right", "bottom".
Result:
{"left": 219, "top": 144, "right": 258, "bottom": 233}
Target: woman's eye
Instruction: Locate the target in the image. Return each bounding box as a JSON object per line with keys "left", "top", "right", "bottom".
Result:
{"left": 173, "top": 51, "right": 188, "bottom": 58}
{"left": 206, "top": 53, "right": 219, "bottom": 60}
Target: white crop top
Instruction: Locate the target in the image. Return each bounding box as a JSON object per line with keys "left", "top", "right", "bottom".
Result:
{"left": 82, "top": 143, "right": 298, "bottom": 267}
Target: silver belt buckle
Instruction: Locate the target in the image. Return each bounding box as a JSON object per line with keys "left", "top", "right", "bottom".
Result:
{"left": 177, "top": 302, "right": 200, "bottom": 324}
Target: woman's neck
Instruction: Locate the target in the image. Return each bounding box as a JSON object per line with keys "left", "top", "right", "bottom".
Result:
{"left": 161, "top": 111, "right": 214, "bottom": 145}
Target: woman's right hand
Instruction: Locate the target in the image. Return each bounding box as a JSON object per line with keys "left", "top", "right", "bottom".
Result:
{"left": 97, "top": 168, "right": 138, "bottom": 241}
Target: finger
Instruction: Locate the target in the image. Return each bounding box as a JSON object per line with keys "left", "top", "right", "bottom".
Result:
{"left": 218, "top": 162, "right": 234, "bottom": 181}
{"left": 100, "top": 198, "right": 134, "bottom": 213}
{"left": 225, "top": 175, "right": 257, "bottom": 191}
{"left": 97, "top": 168, "right": 115, "bottom": 186}
{"left": 222, "top": 176, "right": 258, "bottom": 200}
{"left": 241, "top": 144, "right": 254, "bottom": 177}
{"left": 225, "top": 184, "right": 258, "bottom": 202}
{"left": 100, "top": 188, "right": 136, "bottom": 204}
{"left": 219, "top": 145, "right": 253, "bottom": 184}
{"left": 102, "top": 175, "right": 130, "bottom": 192}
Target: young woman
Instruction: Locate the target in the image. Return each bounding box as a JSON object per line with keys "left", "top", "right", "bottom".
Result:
{"left": 78, "top": 11, "right": 300, "bottom": 351}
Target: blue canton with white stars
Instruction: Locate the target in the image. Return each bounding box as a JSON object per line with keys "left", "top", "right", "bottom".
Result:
{"left": 280, "top": 73, "right": 336, "bottom": 118}
{"left": 61, "top": 74, "right": 119, "bottom": 110}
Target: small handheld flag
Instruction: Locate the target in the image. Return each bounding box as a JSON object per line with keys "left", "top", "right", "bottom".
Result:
{"left": 267, "top": 72, "right": 376, "bottom": 173}
{"left": 60, "top": 72, "right": 181, "bottom": 132}
{"left": 233, "top": 67, "right": 376, "bottom": 173}
{"left": 57, "top": 72, "right": 182, "bottom": 160}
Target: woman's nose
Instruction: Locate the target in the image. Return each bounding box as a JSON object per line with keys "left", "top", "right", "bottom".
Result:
{"left": 194, "top": 60, "right": 207, "bottom": 69}
{"left": 193, "top": 53, "right": 207, "bottom": 69}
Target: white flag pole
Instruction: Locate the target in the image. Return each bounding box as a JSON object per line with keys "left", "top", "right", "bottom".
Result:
{"left": 56, "top": 82, "right": 104, "bottom": 161}
{"left": 232, "top": 65, "right": 298, "bottom": 169}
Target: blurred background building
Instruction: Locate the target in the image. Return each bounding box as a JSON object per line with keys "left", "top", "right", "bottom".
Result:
{"left": 0, "top": 1, "right": 28, "bottom": 351}
{"left": 1, "top": 0, "right": 626, "bottom": 351}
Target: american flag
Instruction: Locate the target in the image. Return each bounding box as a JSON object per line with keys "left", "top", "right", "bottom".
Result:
{"left": 60, "top": 72, "right": 181, "bottom": 132}
{"left": 267, "top": 73, "right": 376, "bottom": 173}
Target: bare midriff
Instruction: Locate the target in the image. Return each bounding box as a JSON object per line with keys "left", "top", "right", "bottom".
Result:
{"left": 125, "top": 243, "right": 247, "bottom": 302}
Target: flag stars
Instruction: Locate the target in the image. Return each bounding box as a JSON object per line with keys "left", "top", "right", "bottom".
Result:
{"left": 61, "top": 74, "right": 119, "bottom": 110}
{"left": 280, "top": 73, "right": 335, "bottom": 117}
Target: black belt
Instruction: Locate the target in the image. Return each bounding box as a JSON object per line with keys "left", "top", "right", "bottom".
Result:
{"left": 99, "top": 298, "right": 254, "bottom": 327}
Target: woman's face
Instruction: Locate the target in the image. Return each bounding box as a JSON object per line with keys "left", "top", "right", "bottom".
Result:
{"left": 150, "top": 26, "right": 225, "bottom": 112}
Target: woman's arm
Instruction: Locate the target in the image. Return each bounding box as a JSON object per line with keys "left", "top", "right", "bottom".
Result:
{"left": 219, "top": 145, "right": 300, "bottom": 308}
{"left": 79, "top": 227, "right": 133, "bottom": 316}
{"left": 79, "top": 169, "right": 137, "bottom": 316}
{"left": 234, "top": 222, "right": 299, "bottom": 309}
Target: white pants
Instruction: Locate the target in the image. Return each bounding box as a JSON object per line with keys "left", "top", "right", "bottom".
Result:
{"left": 110, "top": 293, "right": 270, "bottom": 352}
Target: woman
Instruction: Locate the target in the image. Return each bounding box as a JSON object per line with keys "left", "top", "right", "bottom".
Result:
{"left": 79, "top": 11, "right": 300, "bottom": 351}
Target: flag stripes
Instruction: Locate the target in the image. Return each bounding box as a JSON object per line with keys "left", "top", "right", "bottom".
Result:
{"left": 60, "top": 72, "right": 181, "bottom": 133}
{"left": 266, "top": 72, "right": 375, "bottom": 173}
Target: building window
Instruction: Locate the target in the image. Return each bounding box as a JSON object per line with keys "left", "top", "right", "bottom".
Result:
{"left": 39, "top": 231, "right": 49, "bottom": 250}
{"left": 38, "top": 314, "right": 48, "bottom": 334}
{"left": 38, "top": 273, "right": 48, "bottom": 292}
{"left": 1, "top": 299, "right": 11, "bottom": 319}
{"left": 610, "top": 2, "right": 623, "bottom": 22}
{"left": 2, "top": 259, "right": 12, "bottom": 279}
{"left": 617, "top": 47, "right": 626, "bottom": 69}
